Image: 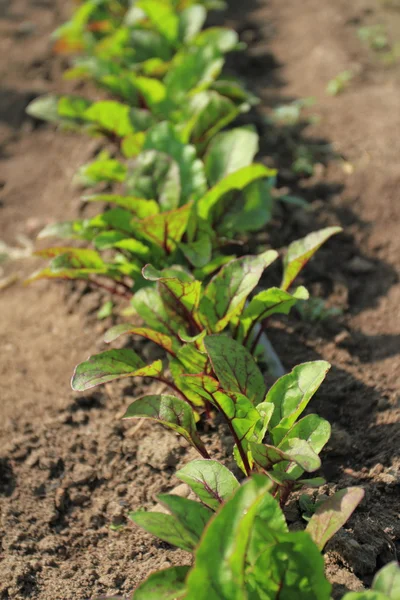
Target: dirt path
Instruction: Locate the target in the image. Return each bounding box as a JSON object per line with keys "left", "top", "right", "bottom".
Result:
{"left": 0, "top": 1, "right": 399, "bottom": 599}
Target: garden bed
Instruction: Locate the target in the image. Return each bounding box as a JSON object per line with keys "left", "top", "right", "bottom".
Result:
{"left": 0, "top": 0, "right": 399, "bottom": 598}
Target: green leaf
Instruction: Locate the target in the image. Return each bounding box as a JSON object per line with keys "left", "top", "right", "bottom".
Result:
{"left": 239, "top": 286, "right": 309, "bottom": 344}
{"left": 133, "top": 203, "right": 192, "bottom": 253}
{"left": 373, "top": 562, "right": 400, "bottom": 598}
{"left": 182, "top": 91, "right": 246, "bottom": 147}
{"left": 143, "top": 267, "right": 202, "bottom": 333}
{"left": 132, "top": 286, "right": 180, "bottom": 336}
{"left": 143, "top": 121, "right": 207, "bottom": 204}
{"left": 58, "top": 95, "right": 92, "bottom": 120}
{"left": 89, "top": 207, "right": 136, "bottom": 234}
{"left": 250, "top": 438, "right": 321, "bottom": 473}
{"left": 185, "top": 475, "right": 272, "bottom": 600}
{"left": 133, "top": 566, "right": 189, "bottom": 600}
{"left": 122, "top": 395, "right": 207, "bottom": 456}
{"left": 75, "top": 151, "right": 127, "bottom": 187}
{"left": 165, "top": 44, "right": 224, "bottom": 101}
{"left": 37, "top": 219, "right": 92, "bottom": 241}
{"left": 281, "top": 227, "right": 342, "bottom": 291}
{"left": 267, "top": 361, "right": 331, "bottom": 445}
{"left": 196, "top": 164, "right": 275, "bottom": 221}
{"left": 204, "top": 335, "right": 266, "bottom": 405}
{"left": 104, "top": 325, "right": 176, "bottom": 355}
{"left": 26, "top": 94, "right": 60, "bottom": 122}
{"left": 246, "top": 490, "right": 288, "bottom": 562}
{"left": 137, "top": 0, "right": 179, "bottom": 45}
{"left": 199, "top": 250, "right": 278, "bottom": 333}
{"left": 222, "top": 178, "right": 274, "bottom": 235}
{"left": 179, "top": 5, "right": 207, "bottom": 43}
{"left": 126, "top": 149, "right": 181, "bottom": 210}
{"left": 277, "top": 414, "right": 331, "bottom": 479}
{"left": 176, "top": 459, "right": 239, "bottom": 511}
{"left": 247, "top": 531, "right": 331, "bottom": 600}
{"left": 306, "top": 487, "right": 365, "bottom": 550}
{"left": 205, "top": 127, "right": 259, "bottom": 186}
{"left": 84, "top": 100, "right": 134, "bottom": 137}
{"left": 34, "top": 247, "right": 104, "bottom": 269}
{"left": 71, "top": 349, "right": 162, "bottom": 391}
{"left": 130, "top": 511, "right": 197, "bottom": 552}
{"left": 158, "top": 494, "right": 212, "bottom": 541}
{"left": 83, "top": 194, "right": 159, "bottom": 218}
{"left": 193, "top": 26, "right": 239, "bottom": 53}
{"left": 97, "top": 300, "right": 113, "bottom": 320}
{"left": 179, "top": 237, "right": 212, "bottom": 268}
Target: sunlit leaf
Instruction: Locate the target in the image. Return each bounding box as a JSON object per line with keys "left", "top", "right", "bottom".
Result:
{"left": 72, "top": 349, "right": 162, "bottom": 391}
{"left": 133, "top": 566, "right": 189, "bottom": 600}
{"left": 123, "top": 394, "right": 207, "bottom": 456}
{"left": 281, "top": 227, "right": 342, "bottom": 291}
{"left": 176, "top": 459, "right": 239, "bottom": 510}
{"left": 306, "top": 487, "right": 365, "bottom": 550}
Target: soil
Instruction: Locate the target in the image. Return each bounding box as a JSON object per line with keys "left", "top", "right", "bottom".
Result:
{"left": 0, "top": 0, "right": 399, "bottom": 599}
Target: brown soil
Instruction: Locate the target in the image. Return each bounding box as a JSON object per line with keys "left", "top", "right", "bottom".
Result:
{"left": 0, "top": 0, "right": 399, "bottom": 599}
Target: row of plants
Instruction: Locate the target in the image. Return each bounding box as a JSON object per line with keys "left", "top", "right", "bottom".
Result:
{"left": 28, "top": 1, "right": 399, "bottom": 598}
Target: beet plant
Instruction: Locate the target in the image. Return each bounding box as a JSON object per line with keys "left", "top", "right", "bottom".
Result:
{"left": 26, "top": 0, "right": 386, "bottom": 598}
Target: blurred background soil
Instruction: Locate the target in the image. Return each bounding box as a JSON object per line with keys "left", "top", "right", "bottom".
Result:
{"left": 0, "top": 0, "right": 399, "bottom": 598}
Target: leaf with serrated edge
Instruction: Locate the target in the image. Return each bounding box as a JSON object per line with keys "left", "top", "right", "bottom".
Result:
{"left": 122, "top": 395, "right": 207, "bottom": 456}
{"left": 176, "top": 459, "right": 239, "bottom": 511}
{"left": 200, "top": 250, "right": 278, "bottom": 333}
{"left": 306, "top": 487, "right": 365, "bottom": 550}
{"left": 71, "top": 349, "right": 161, "bottom": 391}
{"left": 268, "top": 361, "right": 331, "bottom": 445}
{"left": 204, "top": 335, "right": 266, "bottom": 405}
{"left": 281, "top": 227, "right": 342, "bottom": 291}
{"left": 132, "top": 565, "right": 189, "bottom": 600}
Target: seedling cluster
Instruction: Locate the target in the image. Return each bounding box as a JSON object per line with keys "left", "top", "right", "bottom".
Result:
{"left": 28, "top": 1, "right": 399, "bottom": 598}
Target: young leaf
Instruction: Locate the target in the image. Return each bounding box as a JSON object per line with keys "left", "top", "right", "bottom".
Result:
{"left": 196, "top": 164, "right": 274, "bottom": 221}
{"left": 267, "top": 361, "right": 331, "bottom": 445}
{"left": 132, "top": 286, "right": 180, "bottom": 336}
{"left": 205, "top": 126, "right": 259, "bottom": 185}
{"left": 133, "top": 203, "right": 192, "bottom": 253}
{"left": 306, "top": 487, "right": 365, "bottom": 550}
{"left": 247, "top": 531, "right": 332, "bottom": 600}
{"left": 165, "top": 44, "right": 223, "bottom": 101}
{"left": 130, "top": 511, "right": 197, "bottom": 552}
{"left": 250, "top": 438, "right": 321, "bottom": 473}
{"left": 137, "top": 0, "right": 179, "bottom": 45}
{"left": 204, "top": 335, "right": 266, "bottom": 405}
{"left": 34, "top": 247, "right": 104, "bottom": 269}
{"left": 239, "top": 286, "right": 309, "bottom": 344}
{"left": 83, "top": 194, "right": 159, "bottom": 218}
{"left": 71, "top": 349, "right": 162, "bottom": 391}
{"left": 143, "top": 121, "right": 207, "bottom": 203}
{"left": 122, "top": 395, "right": 207, "bottom": 456}
{"left": 277, "top": 414, "right": 331, "bottom": 479}
{"left": 133, "top": 566, "right": 189, "bottom": 600}
{"left": 75, "top": 152, "right": 127, "bottom": 187}
{"left": 179, "top": 5, "right": 207, "bottom": 43}
{"left": 372, "top": 562, "right": 400, "bottom": 599}
{"left": 143, "top": 269, "right": 202, "bottom": 334}
{"left": 281, "top": 227, "right": 342, "bottom": 291}
{"left": 176, "top": 459, "right": 239, "bottom": 511}
{"left": 184, "top": 475, "right": 272, "bottom": 600}
{"left": 104, "top": 325, "right": 176, "bottom": 356}
{"left": 199, "top": 250, "right": 278, "bottom": 333}
{"left": 158, "top": 494, "right": 212, "bottom": 541}
{"left": 84, "top": 100, "right": 134, "bottom": 136}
